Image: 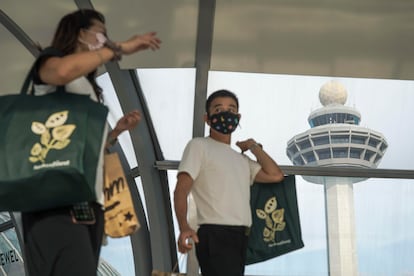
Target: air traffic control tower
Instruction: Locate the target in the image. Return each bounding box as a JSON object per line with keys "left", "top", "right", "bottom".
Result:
{"left": 286, "top": 80, "right": 388, "bottom": 276}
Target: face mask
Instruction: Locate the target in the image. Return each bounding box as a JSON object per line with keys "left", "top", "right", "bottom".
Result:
{"left": 209, "top": 111, "right": 240, "bottom": 134}
{"left": 79, "top": 30, "right": 107, "bottom": 51}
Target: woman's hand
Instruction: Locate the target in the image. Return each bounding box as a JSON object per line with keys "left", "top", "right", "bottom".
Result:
{"left": 120, "top": 32, "right": 161, "bottom": 55}
{"left": 106, "top": 110, "right": 141, "bottom": 149}
{"left": 114, "top": 110, "right": 141, "bottom": 133}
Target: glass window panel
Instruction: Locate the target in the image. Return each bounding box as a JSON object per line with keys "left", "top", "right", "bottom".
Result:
{"left": 2, "top": 231, "right": 19, "bottom": 251}
{"left": 298, "top": 139, "right": 312, "bottom": 150}
{"left": 303, "top": 151, "right": 316, "bottom": 163}
{"left": 97, "top": 74, "right": 138, "bottom": 168}
{"left": 351, "top": 135, "right": 367, "bottom": 145}
{"left": 0, "top": 229, "right": 25, "bottom": 275}
{"left": 137, "top": 68, "right": 196, "bottom": 160}
{"left": 350, "top": 148, "right": 363, "bottom": 159}
{"left": 208, "top": 71, "right": 414, "bottom": 170}
{"left": 97, "top": 73, "right": 149, "bottom": 275}
{"left": 331, "top": 135, "right": 349, "bottom": 144}
{"left": 313, "top": 136, "right": 329, "bottom": 146}
{"left": 286, "top": 144, "right": 298, "bottom": 156}
{"left": 98, "top": 72, "right": 152, "bottom": 225}
{"left": 317, "top": 149, "right": 331, "bottom": 160}
{"left": 98, "top": 67, "right": 414, "bottom": 275}
{"left": 364, "top": 150, "right": 375, "bottom": 161}
{"left": 310, "top": 115, "right": 325, "bottom": 126}
{"left": 168, "top": 171, "right": 189, "bottom": 274}
{"left": 0, "top": 213, "right": 11, "bottom": 224}
{"left": 100, "top": 236, "right": 135, "bottom": 275}
{"left": 368, "top": 137, "right": 380, "bottom": 148}
{"left": 99, "top": 69, "right": 195, "bottom": 275}
{"left": 333, "top": 148, "right": 348, "bottom": 158}
{"left": 335, "top": 113, "right": 344, "bottom": 123}
{"left": 294, "top": 156, "right": 305, "bottom": 166}
{"left": 345, "top": 114, "right": 358, "bottom": 125}
{"left": 354, "top": 179, "right": 414, "bottom": 275}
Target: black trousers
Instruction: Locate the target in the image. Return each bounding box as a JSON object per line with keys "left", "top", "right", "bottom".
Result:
{"left": 196, "top": 224, "right": 249, "bottom": 276}
{"left": 21, "top": 203, "right": 104, "bottom": 276}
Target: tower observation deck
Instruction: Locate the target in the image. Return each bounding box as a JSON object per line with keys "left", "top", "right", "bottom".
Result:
{"left": 286, "top": 80, "right": 388, "bottom": 276}
{"left": 286, "top": 80, "right": 388, "bottom": 184}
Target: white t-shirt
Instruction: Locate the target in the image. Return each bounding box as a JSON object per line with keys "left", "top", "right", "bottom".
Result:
{"left": 34, "top": 77, "right": 107, "bottom": 205}
{"left": 34, "top": 77, "right": 99, "bottom": 101}
{"left": 178, "top": 137, "right": 261, "bottom": 227}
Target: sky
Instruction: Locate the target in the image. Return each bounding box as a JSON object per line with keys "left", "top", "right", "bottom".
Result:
{"left": 99, "top": 70, "right": 414, "bottom": 276}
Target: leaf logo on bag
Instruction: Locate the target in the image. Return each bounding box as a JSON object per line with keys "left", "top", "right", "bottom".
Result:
{"left": 29, "top": 110, "right": 76, "bottom": 164}
{"left": 256, "top": 196, "right": 286, "bottom": 244}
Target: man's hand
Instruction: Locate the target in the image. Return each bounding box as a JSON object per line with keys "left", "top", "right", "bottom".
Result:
{"left": 177, "top": 228, "right": 199, "bottom": 253}
{"left": 236, "top": 138, "right": 260, "bottom": 153}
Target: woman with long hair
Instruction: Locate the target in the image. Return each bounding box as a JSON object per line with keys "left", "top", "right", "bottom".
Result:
{"left": 21, "top": 9, "right": 161, "bottom": 275}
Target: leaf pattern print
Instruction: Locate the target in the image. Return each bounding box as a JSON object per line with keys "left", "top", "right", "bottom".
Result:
{"left": 29, "top": 110, "right": 76, "bottom": 164}
{"left": 256, "top": 195, "right": 286, "bottom": 244}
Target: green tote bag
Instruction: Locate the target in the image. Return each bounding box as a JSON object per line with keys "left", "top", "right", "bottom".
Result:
{"left": 246, "top": 175, "right": 304, "bottom": 264}
{"left": 0, "top": 49, "right": 108, "bottom": 211}
{"left": 0, "top": 92, "right": 108, "bottom": 211}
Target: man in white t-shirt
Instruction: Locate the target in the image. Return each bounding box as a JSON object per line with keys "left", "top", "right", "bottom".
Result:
{"left": 174, "top": 89, "right": 285, "bottom": 276}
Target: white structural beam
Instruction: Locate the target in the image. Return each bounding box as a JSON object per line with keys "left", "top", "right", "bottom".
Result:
{"left": 324, "top": 178, "right": 358, "bottom": 276}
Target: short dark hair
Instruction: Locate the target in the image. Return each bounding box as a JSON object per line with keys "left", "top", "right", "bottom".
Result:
{"left": 205, "top": 89, "right": 239, "bottom": 116}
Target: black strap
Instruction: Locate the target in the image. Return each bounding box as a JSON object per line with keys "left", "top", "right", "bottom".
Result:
{"left": 20, "top": 65, "right": 36, "bottom": 95}
{"left": 20, "top": 47, "right": 66, "bottom": 95}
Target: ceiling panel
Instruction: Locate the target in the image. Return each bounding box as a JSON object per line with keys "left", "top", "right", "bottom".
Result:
{"left": 2, "top": 0, "right": 414, "bottom": 99}
{"left": 0, "top": 23, "right": 35, "bottom": 95}
{"left": 0, "top": 0, "right": 198, "bottom": 96}
{"left": 1, "top": 1, "right": 77, "bottom": 47}
{"left": 212, "top": 0, "right": 414, "bottom": 80}
{"left": 93, "top": 0, "right": 198, "bottom": 69}
{"left": 0, "top": 1, "right": 80, "bottom": 95}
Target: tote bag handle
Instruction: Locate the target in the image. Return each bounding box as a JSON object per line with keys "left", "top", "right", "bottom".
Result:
{"left": 20, "top": 47, "right": 65, "bottom": 95}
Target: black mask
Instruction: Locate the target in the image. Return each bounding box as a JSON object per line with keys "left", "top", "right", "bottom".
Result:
{"left": 209, "top": 111, "right": 239, "bottom": 134}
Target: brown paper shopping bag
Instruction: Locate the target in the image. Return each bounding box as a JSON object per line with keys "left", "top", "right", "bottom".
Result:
{"left": 104, "top": 152, "right": 140, "bottom": 237}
